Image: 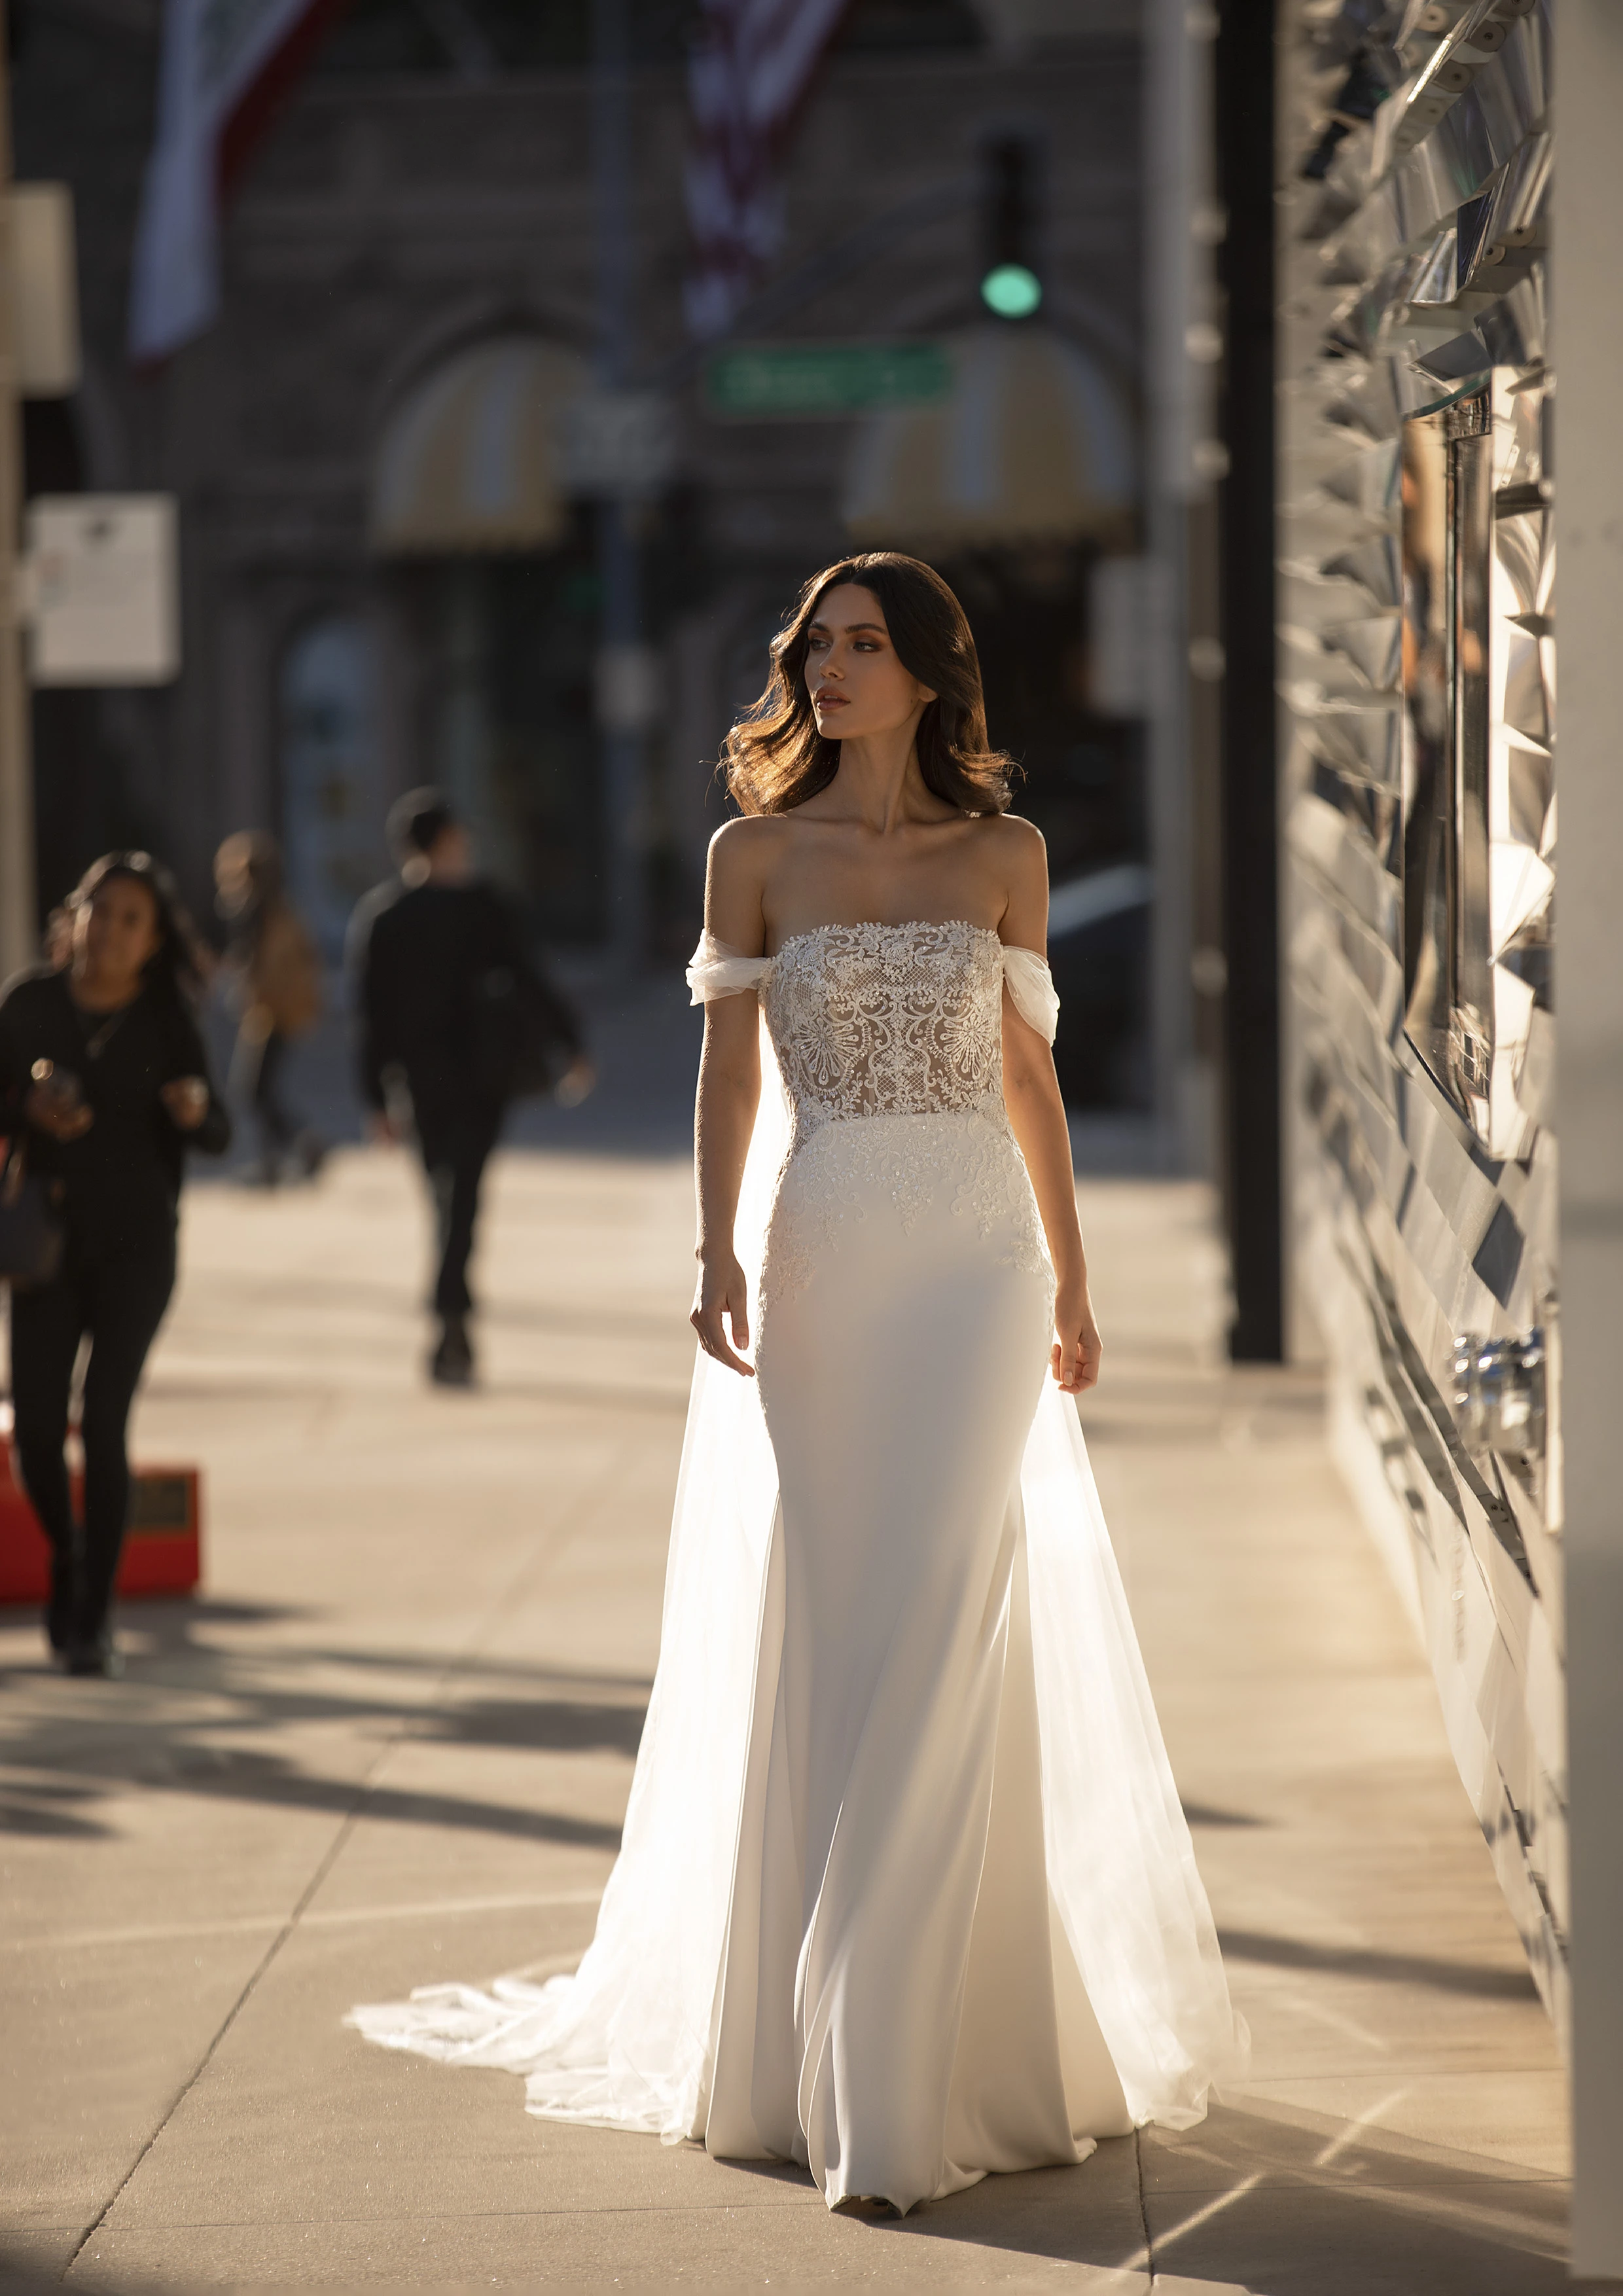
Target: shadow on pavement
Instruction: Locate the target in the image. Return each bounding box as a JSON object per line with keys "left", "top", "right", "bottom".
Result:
{"left": 1217, "top": 1927, "right": 1540, "bottom": 2005}
{"left": 0, "top": 1599, "right": 650, "bottom": 1852}
{"left": 708, "top": 2104, "right": 1567, "bottom": 2293}
{"left": 1132, "top": 2102, "right": 1567, "bottom": 2295}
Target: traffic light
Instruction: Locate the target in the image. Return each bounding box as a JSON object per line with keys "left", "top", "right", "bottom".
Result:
{"left": 980, "top": 136, "right": 1043, "bottom": 321}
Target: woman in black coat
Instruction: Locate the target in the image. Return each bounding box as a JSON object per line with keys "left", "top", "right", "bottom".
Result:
{"left": 0, "top": 853, "right": 230, "bottom": 1675}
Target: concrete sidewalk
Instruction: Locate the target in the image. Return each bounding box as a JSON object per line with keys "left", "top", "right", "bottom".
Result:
{"left": 1, "top": 1147, "right": 1567, "bottom": 2291}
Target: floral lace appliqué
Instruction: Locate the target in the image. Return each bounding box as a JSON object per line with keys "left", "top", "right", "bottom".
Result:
{"left": 764, "top": 920, "right": 1008, "bottom": 1144}
{"left": 758, "top": 922, "right": 1049, "bottom": 1305}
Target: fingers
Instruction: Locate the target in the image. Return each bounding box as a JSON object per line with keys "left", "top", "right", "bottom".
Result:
{"left": 1051, "top": 1327, "right": 1103, "bottom": 1394}
{"left": 690, "top": 1315, "right": 755, "bottom": 1378}
{"left": 688, "top": 1285, "right": 755, "bottom": 1378}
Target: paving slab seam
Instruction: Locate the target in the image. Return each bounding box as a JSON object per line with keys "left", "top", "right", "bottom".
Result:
{"left": 3, "top": 1887, "right": 611, "bottom": 1958}
{"left": 1128, "top": 2173, "right": 1264, "bottom": 2276}
{"left": 60, "top": 2198, "right": 845, "bottom": 2231}
{"left": 1130, "top": 2128, "right": 1152, "bottom": 2280}
{"left": 58, "top": 1459, "right": 622, "bottom": 2282}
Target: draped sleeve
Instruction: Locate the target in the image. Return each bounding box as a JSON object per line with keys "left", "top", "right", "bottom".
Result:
{"left": 1001, "top": 944, "right": 1060, "bottom": 1045}
{"left": 687, "top": 932, "right": 774, "bottom": 1007}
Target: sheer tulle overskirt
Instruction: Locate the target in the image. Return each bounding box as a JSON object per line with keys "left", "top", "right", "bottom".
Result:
{"left": 1022, "top": 1378, "right": 1243, "bottom": 2125}
{"left": 346, "top": 1020, "right": 793, "bottom": 2138}
{"left": 349, "top": 995, "right": 1244, "bottom": 2136}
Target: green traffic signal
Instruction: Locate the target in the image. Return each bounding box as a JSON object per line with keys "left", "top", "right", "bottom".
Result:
{"left": 980, "top": 262, "right": 1042, "bottom": 320}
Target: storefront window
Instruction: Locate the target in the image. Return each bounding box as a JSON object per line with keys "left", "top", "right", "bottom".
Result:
{"left": 279, "top": 615, "right": 382, "bottom": 963}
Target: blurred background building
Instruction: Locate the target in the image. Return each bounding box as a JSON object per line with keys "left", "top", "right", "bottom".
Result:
{"left": 13, "top": 0, "right": 1179, "bottom": 1121}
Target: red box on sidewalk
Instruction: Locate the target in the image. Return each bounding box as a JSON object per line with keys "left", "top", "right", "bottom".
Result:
{"left": 0, "top": 1438, "right": 202, "bottom": 1605}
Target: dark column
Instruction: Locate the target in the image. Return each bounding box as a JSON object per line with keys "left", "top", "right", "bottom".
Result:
{"left": 1215, "top": 0, "right": 1281, "bottom": 1361}
{"left": 593, "top": 0, "right": 645, "bottom": 966}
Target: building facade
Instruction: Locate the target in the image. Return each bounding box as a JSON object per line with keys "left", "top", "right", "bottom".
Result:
{"left": 1276, "top": 0, "right": 1563, "bottom": 2025}
{"left": 18, "top": 0, "right": 1156, "bottom": 1103}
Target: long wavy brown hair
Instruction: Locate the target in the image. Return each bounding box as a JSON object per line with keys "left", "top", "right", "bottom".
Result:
{"left": 721, "top": 553, "right": 1014, "bottom": 817}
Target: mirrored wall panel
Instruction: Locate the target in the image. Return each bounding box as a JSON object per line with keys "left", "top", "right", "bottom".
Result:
{"left": 1400, "top": 376, "right": 1552, "bottom": 1158}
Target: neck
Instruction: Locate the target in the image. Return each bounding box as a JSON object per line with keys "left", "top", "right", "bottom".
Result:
{"left": 827, "top": 720, "right": 931, "bottom": 834}
{"left": 69, "top": 958, "right": 143, "bottom": 1013}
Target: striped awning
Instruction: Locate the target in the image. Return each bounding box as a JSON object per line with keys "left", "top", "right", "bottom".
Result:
{"left": 841, "top": 326, "right": 1135, "bottom": 549}
{"left": 370, "top": 336, "right": 590, "bottom": 556}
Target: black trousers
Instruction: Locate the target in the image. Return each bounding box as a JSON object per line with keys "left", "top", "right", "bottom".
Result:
{"left": 232, "top": 1026, "right": 300, "bottom": 1160}
{"left": 414, "top": 1096, "right": 504, "bottom": 1320}
{"left": 253, "top": 1030, "right": 298, "bottom": 1155}
{"left": 9, "top": 1228, "right": 176, "bottom": 1645}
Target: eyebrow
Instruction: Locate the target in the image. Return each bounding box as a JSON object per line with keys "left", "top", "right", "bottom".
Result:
{"left": 808, "top": 619, "right": 887, "bottom": 636}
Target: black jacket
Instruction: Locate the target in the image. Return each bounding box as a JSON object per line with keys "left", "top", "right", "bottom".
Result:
{"left": 0, "top": 966, "right": 231, "bottom": 1253}
{"left": 349, "top": 878, "right": 580, "bottom": 1114}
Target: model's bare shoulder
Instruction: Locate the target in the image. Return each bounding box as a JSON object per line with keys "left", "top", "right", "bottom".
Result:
{"left": 705, "top": 816, "right": 783, "bottom": 952}
{"left": 980, "top": 813, "right": 1049, "bottom": 944}
{"left": 984, "top": 810, "right": 1046, "bottom": 860}
{"left": 978, "top": 812, "right": 1047, "bottom": 888}
{"left": 707, "top": 814, "right": 791, "bottom": 876}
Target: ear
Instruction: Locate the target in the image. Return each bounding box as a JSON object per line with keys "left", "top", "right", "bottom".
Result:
{"left": 914, "top": 681, "right": 938, "bottom": 708}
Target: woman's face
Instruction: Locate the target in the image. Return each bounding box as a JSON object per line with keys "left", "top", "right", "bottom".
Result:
{"left": 75, "top": 874, "right": 162, "bottom": 990}
{"left": 805, "top": 584, "right": 936, "bottom": 744}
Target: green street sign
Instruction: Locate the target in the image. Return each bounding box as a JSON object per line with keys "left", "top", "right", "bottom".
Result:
{"left": 704, "top": 341, "right": 954, "bottom": 420}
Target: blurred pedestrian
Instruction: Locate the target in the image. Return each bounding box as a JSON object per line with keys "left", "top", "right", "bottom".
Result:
{"left": 214, "top": 831, "right": 327, "bottom": 1185}
{"left": 0, "top": 853, "right": 230, "bottom": 1675}
{"left": 349, "top": 791, "right": 592, "bottom": 1388}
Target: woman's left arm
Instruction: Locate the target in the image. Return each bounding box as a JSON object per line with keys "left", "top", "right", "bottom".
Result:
{"left": 997, "top": 821, "right": 1102, "bottom": 1397}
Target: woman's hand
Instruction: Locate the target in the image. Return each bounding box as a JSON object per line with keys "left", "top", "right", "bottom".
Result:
{"left": 160, "top": 1076, "right": 210, "bottom": 1131}
{"left": 1051, "top": 1274, "right": 1103, "bottom": 1395}
{"left": 555, "top": 1054, "right": 596, "bottom": 1109}
{"left": 690, "top": 1249, "right": 755, "bottom": 1378}
{"left": 24, "top": 1076, "right": 92, "bottom": 1141}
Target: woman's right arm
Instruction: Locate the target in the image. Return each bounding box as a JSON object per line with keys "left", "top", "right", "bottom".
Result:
{"left": 0, "top": 980, "right": 90, "bottom": 1143}
{"left": 0, "top": 986, "right": 27, "bottom": 1143}
{"left": 688, "top": 821, "right": 772, "bottom": 1378}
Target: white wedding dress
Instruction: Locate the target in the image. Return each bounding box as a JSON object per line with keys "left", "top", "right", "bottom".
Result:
{"left": 350, "top": 919, "right": 1245, "bottom": 2214}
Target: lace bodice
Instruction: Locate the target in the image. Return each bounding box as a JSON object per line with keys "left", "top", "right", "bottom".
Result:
{"left": 689, "top": 920, "right": 1059, "bottom": 1306}
{"left": 687, "top": 920, "right": 1057, "bottom": 1153}
{"left": 770, "top": 920, "right": 1004, "bottom": 1144}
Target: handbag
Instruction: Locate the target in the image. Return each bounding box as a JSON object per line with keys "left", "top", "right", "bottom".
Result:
{"left": 0, "top": 1143, "right": 63, "bottom": 1285}
{"left": 469, "top": 962, "right": 577, "bottom": 1103}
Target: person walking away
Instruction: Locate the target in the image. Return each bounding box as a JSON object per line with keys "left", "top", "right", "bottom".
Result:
{"left": 0, "top": 853, "right": 230, "bottom": 1675}
{"left": 214, "top": 832, "right": 326, "bottom": 1184}
{"left": 349, "top": 791, "right": 590, "bottom": 1387}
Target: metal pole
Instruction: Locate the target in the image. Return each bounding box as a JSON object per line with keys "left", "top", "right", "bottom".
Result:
{"left": 0, "top": 2, "right": 35, "bottom": 981}
{"left": 1143, "top": 0, "right": 1212, "bottom": 1176}
{"left": 592, "top": 0, "right": 644, "bottom": 967}
{"left": 1214, "top": 0, "right": 1282, "bottom": 1361}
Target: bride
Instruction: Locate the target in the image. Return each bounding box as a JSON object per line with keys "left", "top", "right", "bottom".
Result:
{"left": 351, "top": 551, "right": 1245, "bottom": 2214}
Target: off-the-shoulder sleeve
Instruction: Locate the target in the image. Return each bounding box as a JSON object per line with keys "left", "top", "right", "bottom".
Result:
{"left": 1001, "top": 944, "right": 1060, "bottom": 1045}
{"left": 687, "top": 931, "right": 774, "bottom": 1007}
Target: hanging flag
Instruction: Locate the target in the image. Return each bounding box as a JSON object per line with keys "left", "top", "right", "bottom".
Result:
{"left": 685, "top": 0, "right": 851, "bottom": 342}
{"left": 128, "top": 0, "right": 347, "bottom": 364}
